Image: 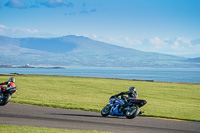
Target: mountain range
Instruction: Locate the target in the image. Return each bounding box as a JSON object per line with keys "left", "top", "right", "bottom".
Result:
{"left": 0, "top": 35, "right": 199, "bottom": 68}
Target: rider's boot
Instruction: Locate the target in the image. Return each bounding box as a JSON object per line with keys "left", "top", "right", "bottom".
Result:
{"left": 118, "top": 105, "right": 122, "bottom": 113}
{"left": 139, "top": 111, "right": 144, "bottom": 114}
{"left": 118, "top": 102, "right": 128, "bottom": 113}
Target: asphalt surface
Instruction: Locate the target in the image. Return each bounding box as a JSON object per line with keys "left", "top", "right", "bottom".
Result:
{"left": 0, "top": 103, "right": 199, "bottom": 133}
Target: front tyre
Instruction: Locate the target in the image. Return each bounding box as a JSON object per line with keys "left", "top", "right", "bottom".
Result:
{"left": 101, "top": 104, "right": 111, "bottom": 117}
{"left": 0, "top": 93, "right": 11, "bottom": 106}
{"left": 125, "top": 105, "right": 140, "bottom": 119}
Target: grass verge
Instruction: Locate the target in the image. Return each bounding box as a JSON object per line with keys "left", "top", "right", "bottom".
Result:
{"left": 0, "top": 125, "right": 110, "bottom": 133}
{"left": 0, "top": 74, "right": 200, "bottom": 121}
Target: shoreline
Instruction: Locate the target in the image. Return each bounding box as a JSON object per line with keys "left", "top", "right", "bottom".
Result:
{"left": 1, "top": 73, "right": 200, "bottom": 85}
{"left": 0, "top": 65, "right": 65, "bottom": 69}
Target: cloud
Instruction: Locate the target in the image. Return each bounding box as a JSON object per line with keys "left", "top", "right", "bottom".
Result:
{"left": 5, "top": 0, "right": 25, "bottom": 9}
{"left": 172, "top": 40, "right": 179, "bottom": 49}
{"left": 3, "top": 0, "right": 73, "bottom": 9}
{"left": 177, "top": 37, "right": 192, "bottom": 47}
{"left": 147, "top": 37, "right": 200, "bottom": 57}
{"left": 40, "top": 0, "right": 73, "bottom": 8}
{"left": 0, "top": 24, "right": 40, "bottom": 37}
{"left": 80, "top": 8, "right": 97, "bottom": 14}
{"left": 0, "top": 24, "right": 8, "bottom": 35}
{"left": 90, "top": 34, "right": 97, "bottom": 39}
{"left": 65, "top": 8, "right": 97, "bottom": 15}
{"left": 26, "top": 29, "right": 40, "bottom": 34}
{"left": 125, "top": 37, "right": 142, "bottom": 45}
{"left": 106, "top": 36, "right": 200, "bottom": 57}
{"left": 0, "top": 24, "right": 8, "bottom": 29}
{"left": 171, "top": 37, "right": 192, "bottom": 50}
{"left": 64, "top": 12, "right": 76, "bottom": 15}
{"left": 149, "top": 37, "right": 168, "bottom": 49}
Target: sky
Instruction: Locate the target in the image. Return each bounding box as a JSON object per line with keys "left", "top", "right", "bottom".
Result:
{"left": 0, "top": 0, "right": 200, "bottom": 57}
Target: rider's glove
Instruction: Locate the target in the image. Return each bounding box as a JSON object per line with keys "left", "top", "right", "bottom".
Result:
{"left": 110, "top": 95, "right": 117, "bottom": 98}
{"left": 114, "top": 95, "right": 119, "bottom": 98}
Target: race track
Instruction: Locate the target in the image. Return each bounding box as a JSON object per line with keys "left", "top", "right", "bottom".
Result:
{"left": 0, "top": 103, "right": 199, "bottom": 133}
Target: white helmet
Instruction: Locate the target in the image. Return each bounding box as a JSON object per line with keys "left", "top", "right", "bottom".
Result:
{"left": 9, "top": 77, "right": 15, "bottom": 83}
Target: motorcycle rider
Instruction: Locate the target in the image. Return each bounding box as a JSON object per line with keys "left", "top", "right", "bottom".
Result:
{"left": 112, "top": 87, "right": 138, "bottom": 113}
{"left": 0, "top": 77, "right": 16, "bottom": 98}
{"left": 0, "top": 77, "right": 16, "bottom": 87}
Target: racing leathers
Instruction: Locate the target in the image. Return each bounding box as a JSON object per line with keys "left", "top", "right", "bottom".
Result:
{"left": 112, "top": 90, "right": 138, "bottom": 113}
{"left": 0, "top": 81, "right": 16, "bottom": 98}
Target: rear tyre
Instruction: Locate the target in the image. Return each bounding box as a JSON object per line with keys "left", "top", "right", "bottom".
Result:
{"left": 101, "top": 104, "right": 111, "bottom": 117}
{"left": 0, "top": 93, "right": 11, "bottom": 106}
{"left": 125, "top": 105, "right": 140, "bottom": 119}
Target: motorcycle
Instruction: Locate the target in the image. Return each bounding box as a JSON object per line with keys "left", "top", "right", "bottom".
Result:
{"left": 101, "top": 96, "right": 147, "bottom": 119}
{"left": 0, "top": 86, "right": 17, "bottom": 106}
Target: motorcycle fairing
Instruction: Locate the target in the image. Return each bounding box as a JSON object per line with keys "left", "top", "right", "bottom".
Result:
{"left": 109, "top": 105, "right": 124, "bottom": 116}
{"left": 109, "top": 98, "right": 124, "bottom": 116}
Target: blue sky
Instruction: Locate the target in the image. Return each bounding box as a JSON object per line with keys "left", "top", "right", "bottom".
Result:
{"left": 0, "top": 0, "right": 200, "bottom": 57}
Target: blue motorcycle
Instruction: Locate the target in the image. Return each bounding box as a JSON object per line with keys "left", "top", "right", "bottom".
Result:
{"left": 101, "top": 96, "right": 147, "bottom": 119}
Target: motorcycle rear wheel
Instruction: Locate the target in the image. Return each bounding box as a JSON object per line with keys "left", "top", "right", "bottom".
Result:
{"left": 125, "top": 105, "right": 139, "bottom": 119}
{"left": 0, "top": 93, "right": 11, "bottom": 106}
{"left": 101, "top": 104, "right": 111, "bottom": 117}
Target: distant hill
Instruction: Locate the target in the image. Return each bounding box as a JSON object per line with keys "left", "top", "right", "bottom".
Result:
{"left": 0, "top": 35, "right": 199, "bottom": 68}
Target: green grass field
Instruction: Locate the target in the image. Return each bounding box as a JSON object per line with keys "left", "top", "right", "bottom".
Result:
{"left": 0, "top": 74, "right": 200, "bottom": 121}
{"left": 0, "top": 125, "right": 110, "bottom": 133}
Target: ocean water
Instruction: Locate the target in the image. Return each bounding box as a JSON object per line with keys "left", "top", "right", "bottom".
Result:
{"left": 0, "top": 67, "right": 200, "bottom": 83}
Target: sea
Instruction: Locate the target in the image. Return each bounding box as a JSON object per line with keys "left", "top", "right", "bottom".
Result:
{"left": 0, "top": 67, "right": 200, "bottom": 83}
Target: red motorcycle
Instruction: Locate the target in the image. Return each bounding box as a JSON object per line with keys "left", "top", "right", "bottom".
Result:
{"left": 0, "top": 86, "right": 17, "bottom": 106}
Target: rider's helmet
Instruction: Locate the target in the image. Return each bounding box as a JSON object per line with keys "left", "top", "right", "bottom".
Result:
{"left": 9, "top": 77, "right": 15, "bottom": 83}
{"left": 129, "top": 87, "right": 136, "bottom": 94}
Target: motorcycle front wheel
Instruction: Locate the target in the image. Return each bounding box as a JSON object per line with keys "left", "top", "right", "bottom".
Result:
{"left": 101, "top": 104, "right": 111, "bottom": 117}
{"left": 125, "top": 105, "right": 140, "bottom": 119}
{"left": 0, "top": 93, "right": 11, "bottom": 106}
